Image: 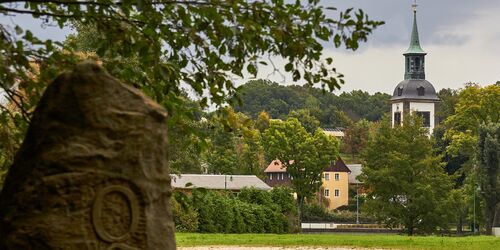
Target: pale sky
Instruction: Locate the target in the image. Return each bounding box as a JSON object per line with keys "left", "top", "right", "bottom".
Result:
{"left": 326, "top": 0, "right": 500, "bottom": 94}
{"left": 249, "top": 0, "right": 500, "bottom": 95}
{"left": 2, "top": 0, "right": 499, "bottom": 96}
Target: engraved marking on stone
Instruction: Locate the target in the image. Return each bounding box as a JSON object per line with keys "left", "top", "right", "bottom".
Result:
{"left": 92, "top": 185, "right": 139, "bottom": 243}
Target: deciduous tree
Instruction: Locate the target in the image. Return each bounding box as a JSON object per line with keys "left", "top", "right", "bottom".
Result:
{"left": 204, "top": 108, "right": 263, "bottom": 175}
{"left": 255, "top": 111, "right": 271, "bottom": 132}
{"left": 477, "top": 123, "right": 500, "bottom": 234}
{"left": 342, "top": 119, "right": 370, "bottom": 161}
{"left": 288, "top": 109, "right": 320, "bottom": 134}
{"left": 442, "top": 84, "right": 500, "bottom": 234}
{"left": 262, "top": 118, "right": 339, "bottom": 220}
{"left": 444, "top": 84, "right": 500, "bottom": 157}
{"left": 0, "top": 1, "right": 382, "bottom": 187}
{"left": 361, "top": 115, "right": 456, "bottom": 235}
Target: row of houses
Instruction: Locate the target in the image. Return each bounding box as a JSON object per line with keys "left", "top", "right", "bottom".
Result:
{"left": 171, "top": 157, "right": 363, "bottom": 210}
{"left": 263, "top": 158, "right": 362, "bottom": 210}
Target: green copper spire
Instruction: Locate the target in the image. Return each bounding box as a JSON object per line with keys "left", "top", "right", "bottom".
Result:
{"left": 404, "top": 1, "right": 426, "bottom": 80}
{"left": 405, "top": 2, "right": 425, "bottom": 54}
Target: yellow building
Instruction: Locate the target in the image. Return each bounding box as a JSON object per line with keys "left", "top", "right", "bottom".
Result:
{"left": 321, "top": 158, "right": 351, "bottom": 210}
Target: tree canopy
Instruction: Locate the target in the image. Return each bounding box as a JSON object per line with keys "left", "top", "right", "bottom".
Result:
{"left": 360, "top": 115, "right": 456, "bottom": 235}
{"left": 0, "top": 1, "right": 383, "bottom": 111}
{"left": 444, "top": 84, "right": 500, "bottom": 157}
{"left": 0, "top": 0, "right": 383, "bottom": 187}
{"left": 476, "top": 123, "right": 500, "bottom": 234}
{"left": 204, "top": 108, "right": 264, "bottom": 175}
{"left": 262, "top": 118, "right": 339, "bottom": 218}
{"left": 235, "top": 79, "right": 390, "bottom": 126}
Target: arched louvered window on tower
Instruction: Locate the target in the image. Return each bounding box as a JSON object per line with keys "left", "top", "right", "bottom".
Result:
{"left": 398, "top": 87, "right": 403, "bottom": 96}
{"left": 417, "top": 86, "right": 425, "bottom": 96}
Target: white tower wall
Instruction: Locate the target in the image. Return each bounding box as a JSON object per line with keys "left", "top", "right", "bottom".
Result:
{"left": 391, "top": 102, "right": 404, "bottom": 127}
{"left": 410, "top": 101, "right": 435, "bottom": 134}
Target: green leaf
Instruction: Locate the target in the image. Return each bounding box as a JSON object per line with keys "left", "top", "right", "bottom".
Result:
{"left": 247, "top": 63, "right": 257, "bottom": 76}
{"left": 15, "top": 26, "right": 23, "bottom": 35}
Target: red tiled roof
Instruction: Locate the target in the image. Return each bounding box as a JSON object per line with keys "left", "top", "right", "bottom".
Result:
{"left": 264, "top": 159, "right": 287, "bottom": 173}
{"left": 323, "top": 157, "right": 351, "bottom": 173}
{"left": 265, "top": 158, "right": 349, "bottom": 173}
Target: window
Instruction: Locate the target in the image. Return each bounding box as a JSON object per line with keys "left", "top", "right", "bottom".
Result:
{"left": 416, "top": 111, "right": 431, "bottom": 127}
{"left": 324, "top": 173, "right": 330, "bottom": 180}
{"left": 397, "top": 87, "right": 403, "bottom": 96}
{"left": 269, "top": 173, "right": 272, "bottom": 180}
{"left": 334, "top": 189, "right": 340, "bottom": 197}
{"left": 417, "top": 86, "right": 425, "bottom": 96}
{"left": 334, "top": 173, "right": 339, "bottom": 181}
{"left": 394, "top": 112, "right": 402, "bottom": 126}
{"left": 415, "top": 57, "right": 420, "bottom": 70}
{"left": 324, "top": 189, "right": 330, "bottom": 197}
{"left": 406, "top": 58, "right": 409, "bottom": 72}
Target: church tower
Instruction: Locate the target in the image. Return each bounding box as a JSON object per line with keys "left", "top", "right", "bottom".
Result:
{"left": 390, "top": 2, "right": 439, "bottom": 134}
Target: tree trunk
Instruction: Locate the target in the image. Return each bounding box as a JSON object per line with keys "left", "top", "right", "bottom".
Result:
{"left": 406, "top": 220, "right": 414, "bottom": 236}
{"left": 485, "top": 205, "right": 495, "bottom": 235}
{"left": 494, "top": 204, "right": 500, "bottom": 227}
{"left": 297, "top": 196, "right": 304, "bottom": 232}
{"left": 457, "top": 215, "right": 463, "bottom": 235}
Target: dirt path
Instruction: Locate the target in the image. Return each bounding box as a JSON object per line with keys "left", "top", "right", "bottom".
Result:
{"left": 179, "top": 247, "right": 387, "bottom": 250}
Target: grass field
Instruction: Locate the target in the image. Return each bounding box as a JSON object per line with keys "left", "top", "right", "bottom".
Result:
{"left": 176, "top": 233, "right": 500, "bottom": 250}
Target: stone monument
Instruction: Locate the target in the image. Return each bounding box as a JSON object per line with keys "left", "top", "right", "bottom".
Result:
{"left": 0, "top": 62, "right": 175, "bottom": 249}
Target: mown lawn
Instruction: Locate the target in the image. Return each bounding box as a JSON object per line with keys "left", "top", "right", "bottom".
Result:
{"left": 176, "top": 233, "right": 500, "bottom": 250}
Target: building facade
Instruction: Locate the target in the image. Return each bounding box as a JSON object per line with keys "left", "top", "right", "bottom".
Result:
{"left": 264, "top": 158, "right": 352, "bottom": 210}
{"left": 263, "top": 160, "right": 292, "bottom": 187}
{"left": 321, "top": 158, "right": 351, "bottom": 210}
{"left": 390, "top": 3, "right": 439, "bottom": 134}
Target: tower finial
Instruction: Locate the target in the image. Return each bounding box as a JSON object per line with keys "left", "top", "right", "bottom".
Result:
{"left": 405, "top": 0, "right": 425, "bottom": 55}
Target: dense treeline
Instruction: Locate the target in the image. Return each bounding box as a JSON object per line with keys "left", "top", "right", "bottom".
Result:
{"left": 235, "top": 80, "right": 391, "bottom": 127}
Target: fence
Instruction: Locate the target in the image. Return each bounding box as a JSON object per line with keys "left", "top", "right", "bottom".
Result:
{"left": 301, "top": 222, "right": 337, "bottom": 230}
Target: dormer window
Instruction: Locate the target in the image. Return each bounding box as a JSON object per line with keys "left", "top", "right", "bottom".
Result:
{"left": 397, "top": 87, "right": 403, "bottom": 96}
{"left": 417, "top": 86, "right": 425, "bottom": 96}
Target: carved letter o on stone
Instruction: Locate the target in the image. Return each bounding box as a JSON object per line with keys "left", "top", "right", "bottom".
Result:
{"left": 92, "top": 185, "right": 140, "bottom": 243}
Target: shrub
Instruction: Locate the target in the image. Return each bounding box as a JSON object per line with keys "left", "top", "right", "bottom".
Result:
{"left": 171, "top": 192, "right": 199, "bottom": 232}
{"left": 302, "top": 203, "right": 333, "bottom": 222}
{"left": 173, "top": 189, "right": 295, "bottom": 233}
{"left": 237, "top": 188, "right": 273, "bottom": 207}
{"left": 270, "top": 186, "right": 296, "bottom": 214}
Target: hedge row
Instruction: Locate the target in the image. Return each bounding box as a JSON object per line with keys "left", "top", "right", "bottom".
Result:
{"left": 172, "top": 187, "right": 297, "bottom": 233}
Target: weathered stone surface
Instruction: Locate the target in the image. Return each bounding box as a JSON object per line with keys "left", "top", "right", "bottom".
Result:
{"left": 0, "top": 62, "right": 175, "bottom": 249}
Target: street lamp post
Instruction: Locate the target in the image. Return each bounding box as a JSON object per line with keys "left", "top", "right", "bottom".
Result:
{"left": 473, "top": 184, "right": 476, "bottom": 235}
{"left": 224, "top": 175, "right": 233, "bottom": 190}
{"left": 356, "top": 183, "right": 360, "bottom": 224}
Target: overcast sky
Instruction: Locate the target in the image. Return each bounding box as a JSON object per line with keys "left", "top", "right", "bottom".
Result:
{"left": 323, "top": 0, "right": 500, "bottom": 94}
{"left": 252, "top": 0, "right": 500, "bottom": 94}
{"left": 2, "top": 0, "right": 499, "bottom": 95}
